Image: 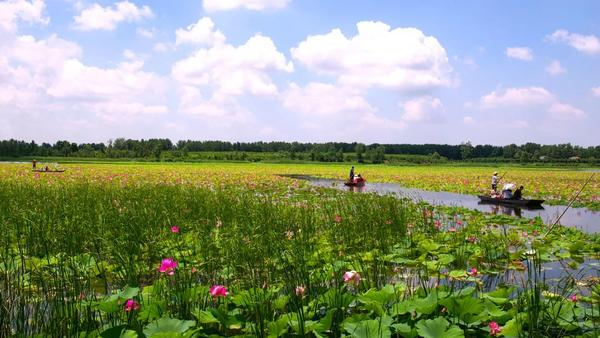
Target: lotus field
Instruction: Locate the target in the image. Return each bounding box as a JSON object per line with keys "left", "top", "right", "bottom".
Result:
{"left": 0, "top": 163, "right": 599, "bottom": 337}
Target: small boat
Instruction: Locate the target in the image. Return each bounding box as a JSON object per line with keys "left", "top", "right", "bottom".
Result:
{"left": 345, "top": 178, "right": 366, "bottom": 187}
{"left": 478, "top": 195, "right": 544, "bottom": 207}
{"left": 32, "top": 169, "right": 66, "bottom": 173}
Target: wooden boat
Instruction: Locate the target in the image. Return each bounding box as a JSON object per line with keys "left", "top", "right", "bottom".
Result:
{"left": 344, "top": 178, "right": 366, "bottom": 187}
{"left": 32, "top": 169, "right": 65, "bottom": 173}
{"left": 478, "top": 195, "right": 544, "bottom": 207}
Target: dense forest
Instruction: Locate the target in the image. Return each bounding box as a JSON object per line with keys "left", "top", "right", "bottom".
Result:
{"left": 1, "top": 138, "right": 599, "bottom": 164}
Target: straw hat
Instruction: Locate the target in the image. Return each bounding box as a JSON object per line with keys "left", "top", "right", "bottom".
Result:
{"left": 493, "top": 171, "right": 498, "bottom": 175}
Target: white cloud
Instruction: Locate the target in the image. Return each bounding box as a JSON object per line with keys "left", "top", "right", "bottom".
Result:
{"left": 172, "top": 33, "right": 293, "bottom": 100}
{"left": 547, "top": 29, "right": 600, "bottom": 55}
{"left": 400, "top": 96, "right": 445, "bottom": 123}
{"left": 0, "top": 0, "right": 48, "bottom": 32}
{"left": 136, "top": 27, "right": 154, "bottom": 39}
{"left": 545, "top": 60, "right": 566, "bottom": 75}
{"left": 0, "top": 29, "right": 167, "bottom": 125}
{"left": 203, "top": 0, "right": 290, "bottom": 12}
{"left": 175, "top": 17, "right": 225, "bottom": 46}
{"left": 282, "top": 82, "right": 374, "bottom": 116}
{"left": 476, "top": 86, "right": 585, "bottom": 121}
{"left": 479, "top": 87, "right": 554, "bottom": 109}
{"left": 73, "top": 1, "right": 153, "bottom": 31}
{"left": 463, "top": 116, "right": 474, "bottom": 124}
{"left": 505, "top": 47, "right": 533, "bottom": 61}
{"left": 592, "top": 86, "right": 600, "bottom": 98}
{"left": 47, "top": 59, "right": 165, "bottom": 101}
{"left": 548, "top": 102, "right": 584, "bottom": 120}
{"left": 291, "top": 21, "right": 452, "bottom": 92}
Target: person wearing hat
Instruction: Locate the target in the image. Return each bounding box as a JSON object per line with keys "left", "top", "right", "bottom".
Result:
{"left": 491, "top": 171, "right": 498, "bottom": 192}
{"left": 349, "top": 166, "right": 355, "bottom": 182}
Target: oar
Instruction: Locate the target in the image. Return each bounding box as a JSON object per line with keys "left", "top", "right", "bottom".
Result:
{"left": 498, "top": 171, "right": 507, "bottom": 183}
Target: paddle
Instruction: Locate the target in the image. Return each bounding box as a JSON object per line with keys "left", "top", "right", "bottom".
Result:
{"left": 498, "top": 171, "right": 507, "bottom": 183}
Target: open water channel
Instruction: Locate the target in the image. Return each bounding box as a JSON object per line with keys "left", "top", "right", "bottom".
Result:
{"left": 289, "top": 175, "right": 599, "bottom": 233}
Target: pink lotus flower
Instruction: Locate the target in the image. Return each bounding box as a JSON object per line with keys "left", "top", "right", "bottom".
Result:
{"left": 468, "top": 267, "right": 478, "bottom": 277}
{"left": 295, "top": 285, "right": 306, "bottom": 297}
{"left": 124, "top": 299, "right": 140, "bottom": 312}
{"left": 489, "top": 321, "right": 501, "bottom": 336}
{"left": 210, "top": 285, "right": 229, "bottom": 298}
{"left": 159, "top": 258, "right": 177, "bottom": 276}
{"left": 434, "top": 220, "right": 441, "bottom": 229}
{"left": 456, "top": 220, "right": 463, "bottom": 226}
{"left": 170, "top": 225, "right": 180, "bottom": 233}
{"left": 570, "top": 294, "right": 577, "bottom": 302}
{"left": 448, "top": 227, "right": 457, "bottom": 233}
{"left": 467, "top": 236, "right": 477, "bottom": 243}
{"left": 334, "top": 215, "right": 342, "bottom": 223}
{"left": 343, "top": 270, "right": 361, "bottom": 284}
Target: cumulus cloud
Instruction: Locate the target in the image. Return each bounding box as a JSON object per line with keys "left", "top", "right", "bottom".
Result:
{"left": 73, "top": 1, "right": 153, "bottom": 31}
{"left": 545, "top": 60, "right": 566, "bottom": 75}
{"left": 203, "top": 0, "right": 290, "bottom": 12}
{"left": 291, "top": 21, "right": 453, "bottom": 92}
{"left": 47, "top": 59, "right": 164, "bottom": 101}
{"left": 282, "top": 82, "right": 374, "bottom": 116}
{"left": 547, "top": 29, "right": 600, "bottom": 55}
{"left": 592, "top": 86, "right": 600, "bottom": 98}
{"left": 548, "top": 102, "right": 584, "bottom": 120}
{"left": 175, "top": 17, "right": 225, "bottom": 46}
{"left": 476, "top": 86, "right": 584, "bottom": 121}
{"left": 479, "top": 87, "right": 554, "bottom": 109}
{"left": 281, "top": 81, "right": 407, "bottom": 138}
{"left": 0, "top": 28, "right": 167, "bottom": 125}
{"left": 0, "top": 0, "right": 48, "bottom": 32}
{"left": 172, "top": 17, "right": 293, "bottom": 126}
{"left": 505, "top": 47, "right": 533, "bottom": 61}
{"left": 172, "top": 33, "right": 293, "bottom": 100}
{"left": 400, "top": 96, "right": 445, "bottom": 123}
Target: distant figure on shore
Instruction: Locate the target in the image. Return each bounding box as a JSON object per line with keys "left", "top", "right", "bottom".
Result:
{"left": 349, "top": 166, "right": 355, "bottom": 181}
{"left": 491, "top": 171, "right": 498, "bottom": 191}
{"left": 32, "top": 159, "right": 36, "bottom": 170}
{"left": 512, "top": 186, "right": 524, "bottom": 200}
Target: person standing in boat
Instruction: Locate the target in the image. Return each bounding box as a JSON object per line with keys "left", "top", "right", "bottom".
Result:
{"left": 349, "top": 166, "right": 355, "bottom": 182}
{"left": 32, "top": 159, "right": 37, "bottom": 170}
{"left": 491, "top": 171, "right": 498, "bottom": 191}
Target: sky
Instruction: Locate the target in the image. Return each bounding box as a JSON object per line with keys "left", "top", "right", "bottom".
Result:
{"left": 1, "top": 0, "right": 599, "bottom": 146}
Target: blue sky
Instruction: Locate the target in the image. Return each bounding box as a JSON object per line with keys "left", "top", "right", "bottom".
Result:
{"left": 1, "top": 0, "right": 599, "bottom": 145}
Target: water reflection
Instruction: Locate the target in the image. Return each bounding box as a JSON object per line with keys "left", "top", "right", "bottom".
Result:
{"left": 485, "top": 203, "right": 524, "bottom": 217}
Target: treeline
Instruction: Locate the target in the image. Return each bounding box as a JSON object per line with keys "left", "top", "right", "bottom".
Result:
{"left": 1, "top": 139, "right": 599, "bottom": 163}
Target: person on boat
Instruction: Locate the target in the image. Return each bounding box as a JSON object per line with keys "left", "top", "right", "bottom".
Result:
{"left": 491, "top": 171, "right": 498, "bottom": 191}
{"left": 349, "top": 166, "right": 355, "bottom": 182}
{"left": 354, "top": 174, "right": 363, "bottom": 183}
{"left": 32, "top": 159, "right": 37, "bottom": 169}
{"left": 512, "top": 186, "right": 524, "bottom": 200}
